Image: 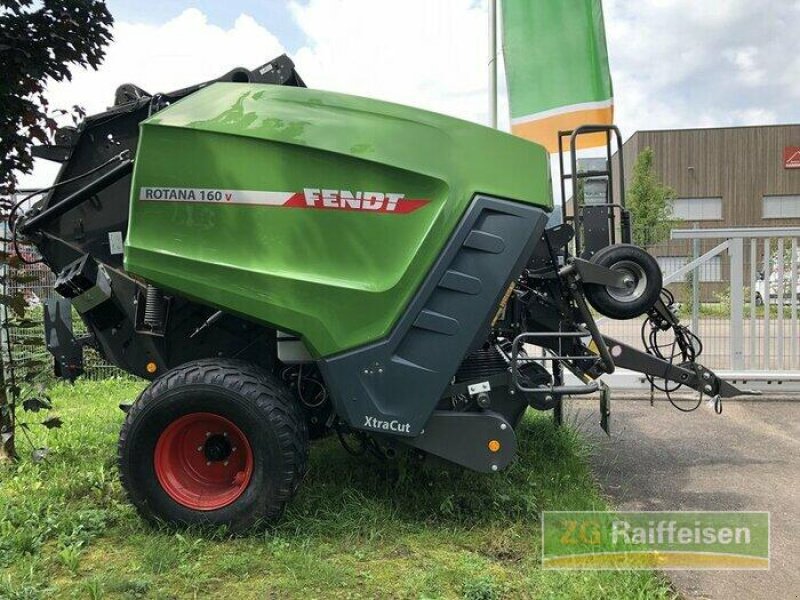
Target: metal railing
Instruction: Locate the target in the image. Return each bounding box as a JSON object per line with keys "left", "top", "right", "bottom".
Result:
{"left": 598, "top": 227, "right": 800, "bottom": 382}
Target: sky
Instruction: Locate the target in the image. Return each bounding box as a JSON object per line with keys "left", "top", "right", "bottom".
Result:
{"left": 19, "top": 0, "right": 800, "bottom": 189}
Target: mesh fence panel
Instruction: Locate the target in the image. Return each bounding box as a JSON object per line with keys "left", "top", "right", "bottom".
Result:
{"left": 1, "top": 219, "right": 130, "bottom": 383}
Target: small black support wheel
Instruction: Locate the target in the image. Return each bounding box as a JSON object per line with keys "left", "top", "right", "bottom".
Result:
{"left": 118, "top": 358, "right": 308, "bottom": 532}
{"left": 584, "top": 244, "right": 663, "bottom": 320}
{"left": 755, "top": 292, "right": 764, "bottom": 307}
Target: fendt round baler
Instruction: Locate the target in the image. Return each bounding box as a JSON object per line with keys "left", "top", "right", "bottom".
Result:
{"left": 16, "top": 55, "right": 749, "bottom": 530}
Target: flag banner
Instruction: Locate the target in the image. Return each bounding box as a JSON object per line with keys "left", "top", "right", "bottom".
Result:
{"left": 502, "top": 0, "right": 613, "bottom": 152}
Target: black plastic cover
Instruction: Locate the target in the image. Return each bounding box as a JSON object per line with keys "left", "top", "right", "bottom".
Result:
{"left": 319, "top": 196, "right": 548, "bottom": 437}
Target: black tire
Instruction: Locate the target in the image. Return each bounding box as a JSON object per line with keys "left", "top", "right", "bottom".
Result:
{"left": 118, "top": 359, "right": 308, "bottom": 532}
{"left": 584, "top": 244, "right": 663, "bottom": 320}
{"left": 755, "top": 292, "right": 764, "bottom": 307}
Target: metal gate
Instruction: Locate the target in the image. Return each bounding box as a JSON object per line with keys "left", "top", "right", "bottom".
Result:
{"left": 598, "top": 227, "right": 800, "bottom": 391}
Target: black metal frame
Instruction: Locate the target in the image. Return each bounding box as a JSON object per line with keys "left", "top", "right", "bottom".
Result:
{"left": 557, "top": 124, "right": 631, "bottom": 258}
{"left": 543, "top": 124, "right": 626, "bottom": 425}
{"left": 499, "top": 175, "right": 752, "bottom": 431}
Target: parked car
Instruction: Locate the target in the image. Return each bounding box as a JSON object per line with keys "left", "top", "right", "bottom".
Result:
{"left": 754, "top": 270, "right": 800, "bottom": 306}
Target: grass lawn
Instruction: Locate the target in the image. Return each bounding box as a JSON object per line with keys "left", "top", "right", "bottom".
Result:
{"left": 0, "top": 379, "right": 674, "bottom": 599}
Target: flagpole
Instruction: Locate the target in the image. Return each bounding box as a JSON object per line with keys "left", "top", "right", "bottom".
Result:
{"left": 488, "top": 0, "right": 497, "bottom": 129}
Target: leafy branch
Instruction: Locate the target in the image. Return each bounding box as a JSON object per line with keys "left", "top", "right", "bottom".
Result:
{"left": 0, "top": 0, "right": 113, "bottom": 460}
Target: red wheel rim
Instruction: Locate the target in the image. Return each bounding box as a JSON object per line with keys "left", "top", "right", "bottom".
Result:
{"left": 154, "top": 412, "right": 254, "bottom": 511}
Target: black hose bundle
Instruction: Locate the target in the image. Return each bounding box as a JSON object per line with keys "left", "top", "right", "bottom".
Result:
{"left": 640, "top": 289, "right": 706, "bottom": 412}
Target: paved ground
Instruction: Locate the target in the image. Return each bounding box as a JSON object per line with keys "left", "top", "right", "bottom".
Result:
{"left": 568, "top": 397, "right": 799, "bottom": 600}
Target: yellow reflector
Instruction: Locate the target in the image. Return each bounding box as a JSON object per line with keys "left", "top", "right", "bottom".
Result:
{"left": 488, "top": 440, "right": 501, "bottom": 453}
{"left": 146, "top": 361, "right": 158, "bottom": 374}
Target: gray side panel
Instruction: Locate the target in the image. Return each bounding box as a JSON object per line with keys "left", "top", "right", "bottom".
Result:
{"left": 403, "top": 410, "right": 517, "bottom": 473}
{"left": 318, "top": 195, "right": 548, "bottom": 436}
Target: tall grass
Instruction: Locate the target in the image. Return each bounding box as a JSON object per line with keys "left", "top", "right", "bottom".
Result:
{"left": 0, "top": 379, "right": 674, "bottom": 599}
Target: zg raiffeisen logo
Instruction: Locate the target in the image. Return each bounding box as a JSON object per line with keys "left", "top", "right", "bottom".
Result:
{"left": 541, "top": 511, "right": 769, "bottom": 570}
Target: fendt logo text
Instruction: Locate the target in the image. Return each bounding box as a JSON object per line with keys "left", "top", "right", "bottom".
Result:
{"left": 139, "top": 187, "right": 429, "bottom": 214}
{"left": 301, "top": 188, "right": 427, "bottom": 213}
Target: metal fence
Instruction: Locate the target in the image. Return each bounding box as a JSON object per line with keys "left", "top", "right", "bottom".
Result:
{"left": 599, "top": 227, "right": 800, "bottom": 376}
{"left": 0, "top": 219, "right": 128, "bottom": 383}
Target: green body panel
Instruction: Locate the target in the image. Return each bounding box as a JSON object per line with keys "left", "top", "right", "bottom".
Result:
{"left": 125, "top": 83, "right": 552, "bottom": 356}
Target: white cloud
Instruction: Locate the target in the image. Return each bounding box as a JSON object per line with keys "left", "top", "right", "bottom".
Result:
{"left": 20, "top": 8, "right": 285, "bottom": 188}
{"left": 725, "top": 47, "right": 765, "bottom": 86}
{"left": 47, "top": 8, "right": 284, "bottom": 116}
{"left": 20, "top": 0, "right": 800, "bottom": 191}
{"left": 289, "top": 0, "right": 489, "bottom": 123}
{"left": 604, "top": 0, "right": 800, "bottom": 134}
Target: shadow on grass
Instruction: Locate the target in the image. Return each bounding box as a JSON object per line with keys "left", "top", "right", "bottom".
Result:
{"left": 0, "top": 378, "right": 605, "bottom": 554}
{"left": 277, "top": 413, "right": 607, "bottom": 540}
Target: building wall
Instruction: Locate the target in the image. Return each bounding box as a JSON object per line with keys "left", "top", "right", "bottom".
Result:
{"left": 614, "top": 124, "right": 800, "bottom": 229}
{"left": 611, "top": 124, "right": 800, "bottom": 299}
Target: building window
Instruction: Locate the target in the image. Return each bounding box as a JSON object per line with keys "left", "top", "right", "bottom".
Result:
{"left": 671, "top": 197, "right": 723, "bottom": 221}
{"left": 657, "top": 256, "right": 685, "bottom": 280}
{"left": 763, "top": 195, "right": 800, "bottom": 219}
{"left": 657, "top": 256, "right": 722, "bottom": 282}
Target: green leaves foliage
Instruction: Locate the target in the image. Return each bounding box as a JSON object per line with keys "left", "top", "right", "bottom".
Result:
{"left": 627, "top": 147, "right": 680, "bottom": 248}
{"left": 0, "top": 0, "right": 113, "bottom": 459}
{"left": 0, "top": 0, "right": 114, "bottom": 195}
{"left": 22, "top": 396, "right": 52, "bottom": 413}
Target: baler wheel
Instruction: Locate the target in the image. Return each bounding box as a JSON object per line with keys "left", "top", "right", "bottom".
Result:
{"left": 118, "top": 359, "right": 308, "bottom": 531}
{"left": 154, "top": 412, "right": 254, "bottom": 511}
{"left": 584, "top": 244, "right": 663, "bottom": 320}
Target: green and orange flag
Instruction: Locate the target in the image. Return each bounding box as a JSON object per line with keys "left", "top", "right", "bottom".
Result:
{"left": 502, "top": 0, "right": 613, "bottom": 152}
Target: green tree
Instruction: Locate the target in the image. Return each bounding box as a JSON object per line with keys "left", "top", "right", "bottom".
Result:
{"left": 0, "top": 0, "right": 113, "bottom": 460}
{"left": 627, "top": 147, "right": 678, "bottom": 248}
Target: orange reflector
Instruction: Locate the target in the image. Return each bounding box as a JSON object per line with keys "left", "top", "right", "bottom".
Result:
{"left": 146, "top": 361, "right": 158, "bottom": 374}
{"left": 488, "top": 439, "right": 501, "bottom": 453}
